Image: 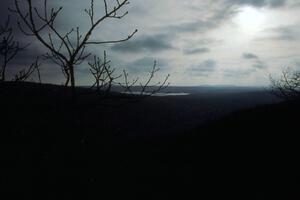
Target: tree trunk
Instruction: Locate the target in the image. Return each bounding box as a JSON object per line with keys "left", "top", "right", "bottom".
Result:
{"left": 1, "top": 64, "right": 6, "bottom": 82}
{"left": 96, "top": 80, "right": 100, "bottom": 92}
{"left": 65, "top": 75, "right": 70, "bottom": 87}
{"left": 36, "top": 65, "right": 42, "bottom": 84}
{"left": 69, "top": 64, "right": 76, "bottom": 98}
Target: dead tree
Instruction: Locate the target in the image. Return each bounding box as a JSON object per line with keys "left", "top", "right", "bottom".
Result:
{"left": 0, "top": 16, "right": 24, "bottom": 82}
{"left": 270, "top": 67, "right": 300, "bottom": 100}
{"left": 11, "top": 0, "right": 137, "bottom": 95}
{"left": 89, "top": 51, "right": 121, "bottom": 93}
{"left": 14, "top": 57, "right": 41, "bottom": 82}
{"left": 89, "top": 52, "right": 170, "bottom": 97}
{"left": 119, "top": 61, "right": 170, "bottom": 97}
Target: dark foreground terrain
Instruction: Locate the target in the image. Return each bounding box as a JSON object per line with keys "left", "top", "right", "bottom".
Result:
{"left": 1, "top": 82, "right": 299, "bottom": 200}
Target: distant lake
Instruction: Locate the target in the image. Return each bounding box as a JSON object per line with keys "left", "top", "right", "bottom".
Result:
{"left": 122, "top": 92, "right": 190, "bottom": 96}
{"left": 83, "top": 85, "right": 268, "bottom": 95}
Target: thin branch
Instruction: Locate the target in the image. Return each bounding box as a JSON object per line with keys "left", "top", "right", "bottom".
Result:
{"left": 86, "top": 29, "right": 137, "bottom": 45}
{"left": 12, "top": 0, "right": 137, "bottom": 91}
{"left": 0, "top": 16, "right": 26, "bottom": 81}
{"left": 270, "top": 67, "right": 300, "bottom": 100}
{"left": 118, "top": 61, "right": 170, "bottom": 97}
{"left": 14, "top": 57, "right": 41, "bottom": 82}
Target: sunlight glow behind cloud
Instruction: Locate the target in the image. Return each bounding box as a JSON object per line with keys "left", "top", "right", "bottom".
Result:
{"left": 234, "top": 6, "right": 266, "bottom": 35}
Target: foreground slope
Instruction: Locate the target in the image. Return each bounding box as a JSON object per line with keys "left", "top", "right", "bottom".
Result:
{"left": 1, "top": 82, "right": 299, "bottom": 200}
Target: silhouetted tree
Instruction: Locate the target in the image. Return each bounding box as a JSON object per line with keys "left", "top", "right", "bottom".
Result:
{"left": 11, "top": 0, "right": 137, "bottom": 95}
{"left": 89, "top": 51, "right": 121, "bottom": 93}
{"left": 89, "top": 51, "right": 170, "bottom": 97}
{"left": 14, "top": 57, "right": 41, "bottom": 82}
{"left": 0, "top": 16, "right": 24, "bottom": 82}
{"left": 270, "top": 67, "right": 300, "bottom": 100}
{"left": 119, "top": 61, "right": 170, "bottom": 96}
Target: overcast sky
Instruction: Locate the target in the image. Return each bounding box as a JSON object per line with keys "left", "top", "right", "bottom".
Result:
{"left": 1, "top": 0, "right": 300, "bottom": 86}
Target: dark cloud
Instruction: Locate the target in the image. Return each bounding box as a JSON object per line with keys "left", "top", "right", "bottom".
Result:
{"left": 184, "top": 47, "right": 210, "bottom": 55}
{"left": 166, "top": 6, "right": 235, "bottom": 34}
{"left": 253, "top": 60, "right": 267, "bottom": 69}
{"left": 194, "top": 38, "right": 222, "bottom": 45}
{"left": 232, "top": 0, "right": 268, "bottom": 7}
{"left": 0, "top": 2, "right": 49, "bottom": 77}
{"left": 186, "top": 59, "right": 217, "bottom": 76}
{"left": 242, "top": 53, "right": 267, "bottom": 69}
{"left": 0, "top": 0, "right": 13, "bottom": 14}
{"left": 269, "top": 0, "right": 287, "bottom": 8}
{"left": 167, "top": 21, "right": 204, "bottom": 33}
{"left": 223, "top": 68, "right": 255, "bottom": 77}
{"left": 125, "top": 57, "right": 168, "bottom": 74}
{"left": 0, "top": 1, "right": 58, "bottom": 65}
{"left": 268, "top": 26, "right": 299, "bottom": 41}
{"left": 111, "top": 34, "right": 173, "bottom": 53}
{"left": 257, "top": 25, "right": 300, "bottom": 41}
{"left": 228, "top": 0, "right": 286, "bottom": 8}
{"left": 243, "top": 52, "right": 259, "bottom": 59}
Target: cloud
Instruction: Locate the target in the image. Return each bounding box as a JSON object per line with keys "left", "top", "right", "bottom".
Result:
{"left": 186, "top": 59, "right": 217, "bottom": 76}
{"left": 242, "top": 53, "right": 267, "bottom": 69}
{"left": 223, "top": 68, "right": 255, "bottom": 77}
{"left": 0, "top": 0, "right": 298, "bottom": 86}
{"left": 111, "top": 34, "right": 173, "bottom": 53}
{"left": 228, "top": 0, "right": 286, "bottom": 8}
{"left": 125, "top": 57, "right": 168, "bottom": 74}
{"left": 258, "top": 25, "right": 300, "bottom": 42}
{"left": 269, "top": 0, "right": 287, "bottom": 8}
{"left": 253, "top": 60, "right": 267, "bottom": 69}
{"left": 243, "top": 53, "right": 259, "bottom": 59}
{"left": 163, "top": 0, "right": 288, "bottom": 36}
{"left": 269, "top": 26, "right": 299, "bottom": 41}
{"left": 199, "top": 38, "right": 223, "bottom": 45}
{"left": 231, "top": 0, "right": 268, "bottom": 7}
{"left": 166, "top": 6, "right": 235, "bottom": 34}
{"left": 184, "top": 47, "right": 210, "bottom": 55}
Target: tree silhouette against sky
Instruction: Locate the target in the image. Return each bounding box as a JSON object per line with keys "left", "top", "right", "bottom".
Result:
{"left": 11, "top": 0, "right": 137, "bottom": 95}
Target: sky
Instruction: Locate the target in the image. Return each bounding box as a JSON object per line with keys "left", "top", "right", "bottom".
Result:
{"left": 1, "top": 0, "right": 300, "bottom": 86}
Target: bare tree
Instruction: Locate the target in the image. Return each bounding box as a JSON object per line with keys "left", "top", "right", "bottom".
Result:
{"left": 0, "top": 16, "right": 24, "bottom": 82}
{"left": 11, "top": 0, "right": 137, "bottom": 95}
{"left": 89, "top": 51, "right": 121, "bottom": 93}
{"left": 270, "top": 67, "right": 300, "bottom": 100}
{"left": 14, "top": 57, "right": 41, "bottom": 82}
{"left": 89, "top": 52, "right": 170, "bottom": 97}
{"left": 119, "top": 61, "right": 170, "bottom": 97}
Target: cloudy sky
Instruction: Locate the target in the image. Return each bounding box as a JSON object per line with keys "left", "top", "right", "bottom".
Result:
{"left": 1, "top": 0, "right": 300, "bottom": 86}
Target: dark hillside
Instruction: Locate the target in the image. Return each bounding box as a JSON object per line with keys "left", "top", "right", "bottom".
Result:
{"left": 0, "top": 82, "right": 299, "bottom": 200}
{"left": 190, "top": 99, "right": 300, "bottom": 199}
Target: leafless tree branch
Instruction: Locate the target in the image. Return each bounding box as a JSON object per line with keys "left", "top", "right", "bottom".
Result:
{"left": 270, "top": 67, "right": 300, "bottom": 100}
{"left": 118, "top": 61, "right": 170, "bottom": 97}
{"left": 14, "top": 57, "right": 41, "bottom": 82}
{"left": 11, "top": 0, "right": 137, "bottom": 96}
{"left": 0, "top": 16, "right": 26, "bottom": 82}
{"left": 89, "top": 51, "right": 121, "bottom": 94}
